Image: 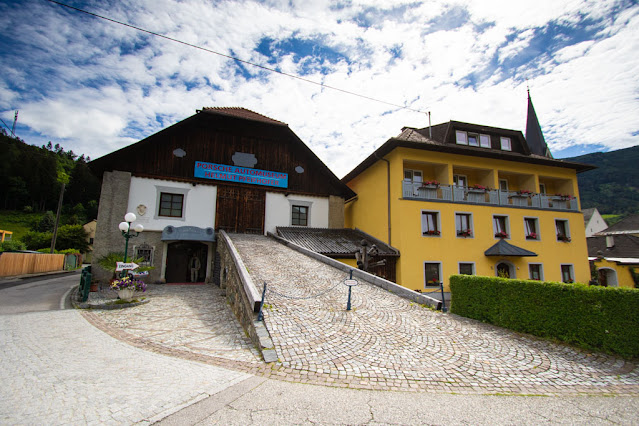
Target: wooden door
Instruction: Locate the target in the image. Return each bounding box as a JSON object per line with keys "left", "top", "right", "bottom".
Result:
{"left": 215, "top": 186, "right": 265, "bottom": 233}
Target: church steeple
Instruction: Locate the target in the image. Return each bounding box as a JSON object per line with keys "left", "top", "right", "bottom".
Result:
{"left": 525, "top": 90, "right": 553, "bottom": 158}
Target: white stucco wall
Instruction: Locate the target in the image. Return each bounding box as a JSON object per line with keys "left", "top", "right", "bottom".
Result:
{"left": 586, "top": 209, "right": 608, "bottom": 237}
{"left": 127, "top": 177, "right": 217, "bottom": 231}
{"left": 264, "top": 193, "right": 329, "bottom": 234}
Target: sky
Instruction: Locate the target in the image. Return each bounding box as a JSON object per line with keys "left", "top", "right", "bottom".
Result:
{"left": 1, "top": 0, "right": 638, "bottom": 178}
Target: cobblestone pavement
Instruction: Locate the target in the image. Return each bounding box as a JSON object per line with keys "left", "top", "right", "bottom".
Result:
{"left": 229, "top": 234, "right": 639, "bottom": 396}
{"left": 0, "top": 308, "right": 250, "bottom": 425}
{"left": 86, "top": 284, "right": 262, "bottom": 365}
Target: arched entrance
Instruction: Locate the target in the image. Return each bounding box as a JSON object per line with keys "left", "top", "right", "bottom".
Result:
{"left": 165, "top": 241, "right": 207, "bottom": 283}
{"left": 597, "top": 267, "right": 618, "bottom": 287}
{"left": 496, "top": 261, "right": 515, "bottom": 279}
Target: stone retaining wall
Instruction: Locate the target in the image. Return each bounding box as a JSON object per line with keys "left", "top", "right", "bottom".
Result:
{"left": 217, "top": 231, "right": 277, "bottom": 362}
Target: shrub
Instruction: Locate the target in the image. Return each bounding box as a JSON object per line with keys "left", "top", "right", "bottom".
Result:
{"left": 0, "top": 240, "right": 27, "bottom": 252}
{"left": 450, "top": 274, "right": 639, "bottom": 358}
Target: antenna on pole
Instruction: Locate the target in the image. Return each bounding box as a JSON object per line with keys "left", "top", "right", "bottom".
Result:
{"left": 11, "top": 110, "right": 18, "bottom": 137}
{"left": 428, "top": 111, "right": 432, "bottom": 138}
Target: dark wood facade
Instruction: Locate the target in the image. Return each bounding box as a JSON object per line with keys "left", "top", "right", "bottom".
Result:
{"left": 215, "top": 186, "right": 265, "bottom": 234}
{"left": 90, "top": 110, "right": 355, "bottom": 200}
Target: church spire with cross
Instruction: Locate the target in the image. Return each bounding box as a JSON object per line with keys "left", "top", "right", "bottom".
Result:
{"left": 525, "top": 89, "right": 553, "bottom": 158}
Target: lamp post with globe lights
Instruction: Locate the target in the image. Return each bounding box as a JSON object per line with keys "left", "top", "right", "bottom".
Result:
{"left": 119, "top": 212, "right": 144, "bottom": 270}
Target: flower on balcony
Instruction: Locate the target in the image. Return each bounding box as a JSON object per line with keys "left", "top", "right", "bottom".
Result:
{"left": 517, "top": 189, "right": 533, "bottom": 196}
{"left": 457, "top": 229, "right": 473, "bottom": 237}
{"left": 495, "top": 231, "right": 509, "bottom": 239}
{"left": 421, "top": 180, "right": 440, "bottom": 187}
{"left": 469, "top": 184, "right": 488, "bottom": 191}
{"left": 526, "top": 232, "right": 538, "bottom": 240}
{"left": 423, "top": 229, "right": 441, "bottom": 236}
{"left": 553, "top": 194, "right": 574, "bottom": 200}
{"left": 557, "top": 233, "right": 571, "bottom": 242}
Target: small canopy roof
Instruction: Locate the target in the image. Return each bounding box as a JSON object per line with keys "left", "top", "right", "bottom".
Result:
{"left": 484, "top": 239, "right": 537, "bottom": 257}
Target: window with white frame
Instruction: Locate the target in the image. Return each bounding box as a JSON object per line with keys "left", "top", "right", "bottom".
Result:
{"left": 424, "top": 262, "right": 441, "bottom": 287}
{"left": 459, "top": 263, "right": 474, "bottom": 275}
{"left": 455, "top": 212, "right": 473, "bottom": 238}
{"left": 500, "top": 137, "right": 512, "bottom": 151}
{"left": 479, "top": 134, "right": 491, "bottom": 148}
{"left": 404, "top": 169, "right": 423, "bottom": 183}
{"left": 499, "top": 179, "right": 509, "bottom": 192}
{"left": 539, "top": 183, "right": 547, "bottom": 194}
{"left": 528, "top": 263, "right": 543, "bottom": 281}
{"left": 493, "top": 215, "right": 509, "bottom": 238}
{"left": 453, "top": 174, "right": 467, "bottom": 187}
{"left": 561, "top": 264, "right": 574, "bottom": 283}
{"left": 292, "top": 205, "right": 309, "bottom": 226}
{"left": 455, "top": 131, "right": 468, "bottom": 145}
{"left": 524, "top": 217, "right": 539, "bottom": 240}
{"left": 421, "top": 211, "right": 440, "bottom": 236}
{"left": 468, "top": 133, "right": 479, "bottom": 146}
{"left": 555, "top": 219, "right": 571, "bottom": 242}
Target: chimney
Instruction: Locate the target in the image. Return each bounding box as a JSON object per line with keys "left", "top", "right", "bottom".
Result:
{"left": 606, "top": 235, "right": 615, "bottom": 248}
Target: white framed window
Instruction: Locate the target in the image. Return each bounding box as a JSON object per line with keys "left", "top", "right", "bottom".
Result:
{"left": 404, "top": 169, "right": 423, "bottom": 183}
{"left": 479, "top": 134, "right": 491, "bottom": 148}
{"left": 528, "top": 263, "right": 543, "bottom": 281}
{"left": 524, "top": 217, "right": 540, "bottom": 240}
{"left": 455, "top": 131, "right": 468, "bottom": 145}
{"left": 459, "top": 262, "right": 475, "bottom": 275}
{"left": 493, "top": 215, "right": 510, "bottom": 239}
{"left": 555, "top": 219, "right": 571, "bottom": 242}
{"left": 468, "top": 133, "right": 479, "bottom": 147}
{"left": 421, "top": 211, "right": 441, "bottom": 236}
{"left": 154, "top": 185, "right": 190, "bottom": 221}
{"left": 500, "top": 137, "right": 512, "bottom": 151}
{"left": 499, "top": 179, "right": 509, "bottom": 192}
{"left": 453, "top": 174, "right": 468, "bottom": 187}
{"left": 289, "top": 200, "right": 313, "bottom": 227}
{"left": 455, "top": 212, "right": 473, "bottom": 238}
{"left": 561, "top": 264, "right": 574, "bottom": 283}
{"left": 424, "top": 262, "right": 442, "bottom": 287}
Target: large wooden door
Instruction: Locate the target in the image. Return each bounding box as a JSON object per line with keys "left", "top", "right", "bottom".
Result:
{"left": 215, "top": 186, "right": 265, "bottom": 233}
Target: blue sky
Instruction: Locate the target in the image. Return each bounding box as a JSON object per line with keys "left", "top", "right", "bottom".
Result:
{"left": 1, "top": 0, "right": 638, "bottom": 176}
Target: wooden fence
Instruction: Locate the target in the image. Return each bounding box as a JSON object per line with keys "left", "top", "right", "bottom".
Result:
{"left": 0, "top": 253, "right": 65, "bottom": 277}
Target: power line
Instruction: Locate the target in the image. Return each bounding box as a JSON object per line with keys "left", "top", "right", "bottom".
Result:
{"left": 46, "top": 0, "right": 429, "bottom": 115}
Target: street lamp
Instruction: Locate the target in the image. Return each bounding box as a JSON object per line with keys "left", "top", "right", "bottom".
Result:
{"left": 118, "top": 212, "right": 144, "bottom": 264}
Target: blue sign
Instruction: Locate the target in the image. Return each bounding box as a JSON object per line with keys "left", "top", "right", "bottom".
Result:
{"left": 194, "top": 161, "right": 288, "bottom": 188}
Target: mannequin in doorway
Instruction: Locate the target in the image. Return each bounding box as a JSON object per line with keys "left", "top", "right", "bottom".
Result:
{"left": 190, "top": 253, "right": 201, "bottom": 283}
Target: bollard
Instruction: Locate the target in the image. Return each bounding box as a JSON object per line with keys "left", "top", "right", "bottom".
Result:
{"left": 344, "top": 270, "right": 358, "bottom": 311}
{"left": 439, "top": 282, "right": 447, "bottom": 313}
{"left": 257, "top": 282, "right": 267, "bottom": 321}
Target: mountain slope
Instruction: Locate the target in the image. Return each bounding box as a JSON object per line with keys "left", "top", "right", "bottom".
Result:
{"left": 566, "top": 145, "right": 639, "bottom": 215}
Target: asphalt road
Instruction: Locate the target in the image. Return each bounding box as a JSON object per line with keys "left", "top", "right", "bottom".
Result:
{"left": 0, "top": 271, "right": 80, "bottom": 314}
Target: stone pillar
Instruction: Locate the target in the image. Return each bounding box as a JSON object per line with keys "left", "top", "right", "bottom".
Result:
{"left": 328, "top": 195, "right": 345, "bottom": 228}
{"left": 91, "top": 171, "right": 132, "bottom": 283}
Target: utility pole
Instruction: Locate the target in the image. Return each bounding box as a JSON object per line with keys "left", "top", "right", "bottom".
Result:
{"left": 11, "top": 110, "right": 18, "bottom": 137}
{"left": 50, "top": 183, "right": 65, "bottom": 254}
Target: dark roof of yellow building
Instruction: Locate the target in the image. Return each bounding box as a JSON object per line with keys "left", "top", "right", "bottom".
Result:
{"left": 484, "top": 239, "right": 538, "bottom": 257}
{"left": 276, "top": 227, "right": 399, "bottom": 257}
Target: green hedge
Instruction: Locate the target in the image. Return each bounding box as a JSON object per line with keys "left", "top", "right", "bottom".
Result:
{"left": 449, "top": 275, "right": 639, "bottom": 358}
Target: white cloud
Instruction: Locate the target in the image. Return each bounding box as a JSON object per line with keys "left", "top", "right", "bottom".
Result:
{"left": 1, "top": 0, "right": 638, "bottom": 177}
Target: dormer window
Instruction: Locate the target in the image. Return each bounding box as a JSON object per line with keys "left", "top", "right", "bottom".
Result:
{"left": 455, "top": 131, "right": 468, "bottom": 145}
{"left": 500, "top": 137, "right": 512, "bottom": 151}
{"left": 479, "top": 134, "right": 490, "bottom": 148}
{"left": 468, "top": 133, "right": 479, "bottom": 146}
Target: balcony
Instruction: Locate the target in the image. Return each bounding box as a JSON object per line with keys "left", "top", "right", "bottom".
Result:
{"left": 402, "top": 182, "right": 579, "bottom": 211}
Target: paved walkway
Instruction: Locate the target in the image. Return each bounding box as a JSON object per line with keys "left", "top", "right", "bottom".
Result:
{"left": 229, "top": 234, "right": 639, "bottom": 396}
{"left": 0, "top": 309, "right": 250, "bottom": 425}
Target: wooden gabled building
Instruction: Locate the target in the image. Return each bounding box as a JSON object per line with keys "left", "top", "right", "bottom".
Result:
{"left": 89, "top": 107, "right": 355, "bottom": 284}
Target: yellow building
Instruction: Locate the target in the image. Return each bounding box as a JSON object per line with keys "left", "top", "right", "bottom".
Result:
{"left": 343, "top": 98, "right": 595, "bottom": 292}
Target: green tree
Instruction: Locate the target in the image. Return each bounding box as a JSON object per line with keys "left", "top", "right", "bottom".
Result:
{"left": 55, "top": 224, "right": 89, "bottom": 252}
{"left": 37, "top": 211, "right": 56, "bottom": 232}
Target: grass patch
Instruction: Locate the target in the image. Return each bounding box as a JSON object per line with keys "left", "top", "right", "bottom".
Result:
{"left": 0, "top": 210, "right": 41, "bottom": 241}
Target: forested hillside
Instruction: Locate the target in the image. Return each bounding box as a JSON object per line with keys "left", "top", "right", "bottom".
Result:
{"left": 0, "top": 130, "right": 100, "bottom": 250}
{"left": 567, "top": 145, "right": 639, "bottom": 215}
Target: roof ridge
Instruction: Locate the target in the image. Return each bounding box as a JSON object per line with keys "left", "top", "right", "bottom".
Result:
{"left": 200, "top": 107, "right": 287, "bottom": 126}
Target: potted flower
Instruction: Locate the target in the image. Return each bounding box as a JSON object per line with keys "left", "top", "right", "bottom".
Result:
{"left": 557, "top": 233, "right": 571, "bottom": 242}
{"left": 526, "top": 232, "right": 538, "bottom": 240}
{"left": 423, "top": 229, "right": 441, "bottom": 236}
{"left": 457, "top": 229, "right": 472, "bottom": 237}
{"left": 421, "top": 180, "right": 440, "bottom": 188}
{"left": 495, "top": 231, "right": 509, "bottom": 239}
{"left": 553, "top": 193, "right": 574, "bottom": 201}
{"left": 468, "top": 184, "right": 488, "bottom": 192}
{"left": 427, "top": 279, "right": 439, "bottom": 286}
{"left": 517, "top": 189, "right": 533, "bottom": 196}
{"left": 110, "top": 276, "right": 147, "bottom": 302}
